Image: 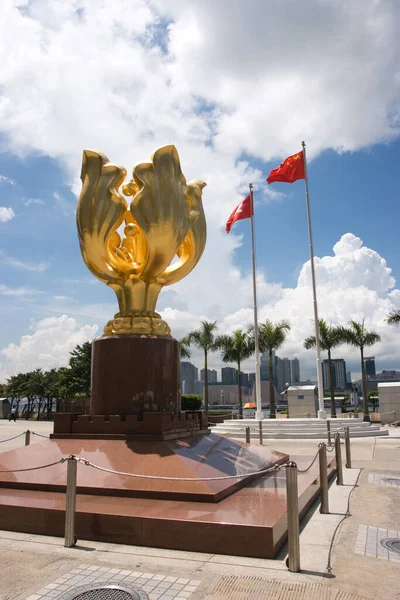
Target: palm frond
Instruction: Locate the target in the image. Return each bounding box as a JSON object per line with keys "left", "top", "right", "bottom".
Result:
{"left": 387, "top": 309, "right": 400, "bottom": 325}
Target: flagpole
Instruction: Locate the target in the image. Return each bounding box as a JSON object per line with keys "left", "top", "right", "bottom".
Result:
{"left": 302, "top": 141, "right": 326, "bottom": 419}
{"left": 249, "top": 183, "right": 263, "bottom": 421}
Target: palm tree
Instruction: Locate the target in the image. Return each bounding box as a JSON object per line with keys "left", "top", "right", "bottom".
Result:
{"left": 216, "top": 329, "right": 255, "bottom": 418}
{"left": 257, "top": 319, "right": 291, "bottom": 419}
{"left": 304, "top": 319, "right": 345, "bottom": 418}
{"left": 341, "top": 320, "right": 381, "bottom": 422}
{"left": 185, "top": 321, "right": 219, "bottom": 413}
{"left": 387, "top": 309, "right": 400, "bottom": 325}
{"left": 179, "top": 338, "right": 191, "bottom": 359}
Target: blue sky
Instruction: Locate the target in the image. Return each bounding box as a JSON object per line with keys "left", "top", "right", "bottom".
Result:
{"left": 0, "top": 0, "right": 399, "bottom": 381}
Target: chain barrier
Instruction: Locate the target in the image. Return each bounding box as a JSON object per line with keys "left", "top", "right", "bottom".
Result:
{"left": 0, "top": 457, "right": 66, "bottom": 474}
{"left": 296, "top": 449, "right": 320, "bottom": 473}
{"left": 76, "top": 455, "right": 289, "bottom": 481}
{"left": 0, "top": 432, "right": 26, "bottom": 443}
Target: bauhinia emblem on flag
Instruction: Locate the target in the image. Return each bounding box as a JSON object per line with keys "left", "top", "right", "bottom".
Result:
{"left": 267, "top": 150, "right": 305, "bottom": 184}
{"left": 226, "top": 194, "right": 253, "bottom": 233}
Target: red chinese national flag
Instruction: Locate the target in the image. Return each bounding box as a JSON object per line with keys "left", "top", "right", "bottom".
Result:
{"left": 226, "top": 194, "right": 253, "bottom": 233}
{"left": 267, "top": 150, "right": 305, "bottom": 184}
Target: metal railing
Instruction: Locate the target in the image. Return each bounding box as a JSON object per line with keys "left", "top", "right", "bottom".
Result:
{"left": 0, "top": 427, "right": 353, "bottom": 572}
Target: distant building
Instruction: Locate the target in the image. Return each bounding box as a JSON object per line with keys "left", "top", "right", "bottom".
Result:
{"left": 364, "top": 357, "right": 376, "bottom": 379}
{"left": 291, "top": 358, "right": 300, "bottom": 384}
{"left": 194, "top": 380, "right": 204, "bottom": 396}
{"left": 180, "top": 361, "right": 198, "bottom": 394}
{"left": 322, "top": 359, "right": 347, "bottom": 391}
{"left": 375, "top": 370, "right": 400, "bottom": 381}
{"left": 240, "top": 372, "right": 250, "bottom": 387}
{"left": 200, "top": 369, "right": 217, "bottom": 383}
{"left": 260, "top": 353, "right": 270, "bottom": 381}
{"left": 346, "top": 371, "right": 352, "bottom": 385}
{"left": 249, "top": 373, "right": 256, "bottom": 386}
{"left": 276, "top": 357, "right": 292, "bottom": 392}
{"left": 221, "top": 367, "right": 238, "bottom": 385}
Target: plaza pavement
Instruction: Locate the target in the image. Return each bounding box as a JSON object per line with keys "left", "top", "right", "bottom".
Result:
{"left": 0, "top": 419, "right": 399, "bottom": 600}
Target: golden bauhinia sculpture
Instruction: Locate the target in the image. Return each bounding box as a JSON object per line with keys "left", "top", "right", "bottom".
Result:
{"left": 77, "top": 145, "right": 206, "bottom": 337}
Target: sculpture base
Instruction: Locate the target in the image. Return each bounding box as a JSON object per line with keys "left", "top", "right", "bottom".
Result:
{"left": 52, "top": 411, "right": 209, "bottom": 441}
{"left": 90, "top": 336, "right": 181, "bottom": 417}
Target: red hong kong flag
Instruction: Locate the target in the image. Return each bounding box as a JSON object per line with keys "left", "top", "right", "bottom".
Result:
{"left": 267, "top": 150, "right": 305, "bottom": 184}
{"left": 226, "top": 194, "right": 253, "bottom": 233}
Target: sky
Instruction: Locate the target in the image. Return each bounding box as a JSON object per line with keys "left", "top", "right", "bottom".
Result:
{"left": 0, "top": 0, "right": 400, "bottom": 383}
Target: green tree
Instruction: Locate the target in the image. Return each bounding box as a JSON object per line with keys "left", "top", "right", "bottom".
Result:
{"left": 257, "top": 319, "right": 291, "bottom": 419}
{"left": 66, "top": 342, "right": 92, "bottom": 412}
{"left": 6, "top": 373, "right": 26, "bottom": 414}
{"left": 216, "top": 329, "right": 254, "bottom": 418}
{"left": 341, "top": 320, "right": 381, "bottom": 422}
{"left": 304, "top": 319, "right": 345, "bottom": 418}
{"left": 184, "top": 321, "right": 219, "bottom": 414}
{"left": 179, "top": 338, "right": 191, "bottom": 359}
{"left": 387, "top": 309, "right": 400, "bottom": 325}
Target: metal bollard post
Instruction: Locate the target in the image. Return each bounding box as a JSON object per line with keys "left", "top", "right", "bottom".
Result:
{"left": 25, "top": 430, "right": 31, "bottom": 446}
{"left": 286, "top": 462, "right": 300, "bottom": 572}
{"left": 64, "top": 455, "right": 77, "bottom": 548}
{"left": 345, "top": 426, "right": 352, "bottom": 468}
{"left": 245, "top": 426, "right": 250, "bottom": 444}
{"left": 335, "top": 433, "right": 343, "bottom": 485}
{"left": 327, "top": 420, "right": 332, "bottom": 446}
{"left": 318, "top": 443, "right": 329, "bottom": 514}
{"left": 259, "top": 421, "right": 263, "bottom": 445}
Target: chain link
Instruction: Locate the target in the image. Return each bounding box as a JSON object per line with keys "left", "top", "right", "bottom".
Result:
{"left": 296, "top": 449, "right": 320, "bottom": 473}
{"left": 0, "top": 432, "right": 26, "bottom": 443}
{"left": 76, "top": 456, "right": 289, "bottom": 481}
{"left": 0, "top": 458, "right": 66, "bottom": 474}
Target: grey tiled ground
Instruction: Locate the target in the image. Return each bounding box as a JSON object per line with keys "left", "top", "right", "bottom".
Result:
{"left": 367, "top": 472, "right": 400, "bottom": 487}
{"left": 25, "top": 564, "right": 201, "bottom": 600}
{"left": 354, "top": 524, "right": 400, "bottom": 562}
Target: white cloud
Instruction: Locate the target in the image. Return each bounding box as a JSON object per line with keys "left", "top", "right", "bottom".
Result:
{"left": 0, "top": 234, "right": 399, "bottom": 382}
{"left": 0, "top": 2, "right": 399, "bottom": 381}
{"left": 166, "top": 234, "right": 400, "bottom": 379}
{"left": 0, "top": 284, "right": 45, "bottom": 297}
{"left": 0, "top": 175, "right": 15, "bottom": 185}
{"left": 23, "top": 197, "right": 44, "bottom": 206}
{"left": 0, "top": 207, "right": 15, "bottom": 222}
{"left": 0, "top": 315, "right": 98, "bottom": 381}
{"left": 0, "top": 250, "right": 49, "bottom": 272}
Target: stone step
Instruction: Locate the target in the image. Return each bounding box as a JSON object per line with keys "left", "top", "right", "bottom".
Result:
{"left": 216, "top": 429, "right": 388, "bottom": 439}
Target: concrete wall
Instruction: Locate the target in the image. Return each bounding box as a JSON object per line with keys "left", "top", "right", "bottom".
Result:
{"left": 378, "top": 382, "right": 400, "bottom": 424}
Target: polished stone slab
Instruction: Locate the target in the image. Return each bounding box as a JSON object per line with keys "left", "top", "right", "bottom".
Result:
{"left": 0, "top": 453, "right": 334, "bottom": 558}
{"left": 0, "top": 434, "right": 288, "bottom": 502}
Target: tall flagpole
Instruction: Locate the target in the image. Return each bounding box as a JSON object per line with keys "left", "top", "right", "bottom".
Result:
{"left": 302, "top": 141, "right": 326, "bottom": 419}
{"left": 249, "top": 183, "right": 263, "bottom": 420}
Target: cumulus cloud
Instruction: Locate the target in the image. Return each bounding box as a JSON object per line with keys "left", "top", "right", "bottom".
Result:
{"left": 0, "top": 2, "right": 399, "bottom": 380}
{"left": 0, "top": 207, "right": 15, "bottom": 222}
{"left": 0, "top": 315, "right": 98, "bottom": 380}
{"left": 0, "top": 234, "right": 399, "bottom": 381}
{"left": 165, "top": 234, "right": 400, "bottom": 378}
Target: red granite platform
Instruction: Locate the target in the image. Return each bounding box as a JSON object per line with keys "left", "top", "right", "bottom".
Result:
{"left": 0, "top": 434, "right": 288, "bottom": 502}
{"left": 0, "top": 453, "right": 335, "bottom": 558}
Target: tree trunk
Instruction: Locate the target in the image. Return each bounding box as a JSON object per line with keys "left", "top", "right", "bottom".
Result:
{"left": 204, "top": 350, "right": 209, "bottom": 414}
{"left": 269, "top": 349, "right": 276, "bottom": 419}
{"left": 361, "top": 347, "right": 370, "bottom": 422}
{"left": 328, "top": 349, "right": 336, "bottom": 418}
{"left": 237, "top": 359, "right": 243, "bottom": 419}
